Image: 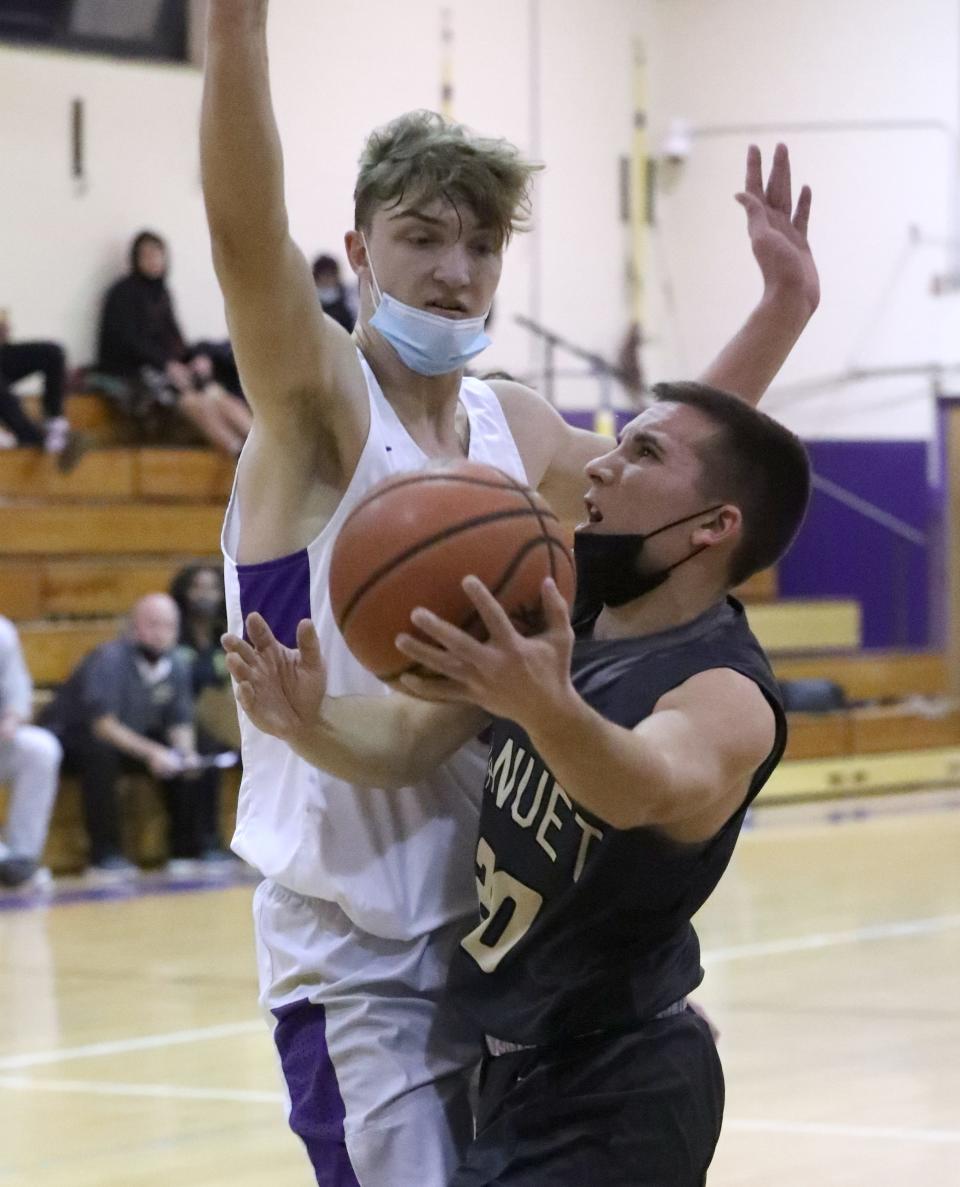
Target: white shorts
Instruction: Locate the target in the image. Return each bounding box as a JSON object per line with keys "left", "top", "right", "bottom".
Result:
{"left": 253, "top": 879, "right": 482, "bottom": 1187}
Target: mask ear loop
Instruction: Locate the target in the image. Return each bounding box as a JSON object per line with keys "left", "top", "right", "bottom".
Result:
{"left": 359, "top": 232, "right": 384, "bottom": 307}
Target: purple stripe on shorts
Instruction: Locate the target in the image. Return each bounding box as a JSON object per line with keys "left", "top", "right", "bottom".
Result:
{"left": 272, "top": 998, "right": 360, "bottom": 1186}
{"left": 237, "top": 548, "right": 312, "bottom": 648}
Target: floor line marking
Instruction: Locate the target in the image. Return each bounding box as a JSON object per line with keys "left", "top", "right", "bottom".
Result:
{"left": 726, "top": 1117, "right": 960, "bottom": 1145}
{"left": 702, "top": 914, "right": 960, "bottom": 964}
{"left": 0, "top": 1074, "right": 283, "bottom": 1105}
{"left": 0, "top": 1020, "right": 264, "bottom": 1071}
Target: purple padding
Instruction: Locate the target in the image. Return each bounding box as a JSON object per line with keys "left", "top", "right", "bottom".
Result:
{"left": 272, "top": 998, "right": 360, "bottom": 1187}
{"left": 778, "top": 441, "right": 929, "bottom": 649}
{"left": 237, "top": 549, "right": 312, "bottom": 648}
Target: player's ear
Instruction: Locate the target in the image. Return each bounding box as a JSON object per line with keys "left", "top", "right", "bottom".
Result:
{"left": 691, "top": 504, "right": 741, "bottom": 550}
{"left": 344, "top": 229, "right": 367, "bottom": 277}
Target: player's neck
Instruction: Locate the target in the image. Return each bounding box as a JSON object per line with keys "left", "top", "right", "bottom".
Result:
{"left": 357, "top": 328, "right": 469, "bottom": 458}
{"left": 593, "top": 577, "right": 727, "bottom": 642}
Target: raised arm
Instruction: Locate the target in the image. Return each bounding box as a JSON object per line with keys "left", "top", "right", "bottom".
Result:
{"left": 494, "top": 143, "right": 819, "bottom": 527}
{"left": 223, "top": 614, "right": 486, "bottom": 788}
{"left": 698, "top": 143, "right": 819, "bottom": 404}
{"left": 201, "top": 2, "right": 366, "bottom": 472}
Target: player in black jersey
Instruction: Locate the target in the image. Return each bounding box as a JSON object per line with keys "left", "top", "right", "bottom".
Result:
{"left": 224, "top": 380, "right": 811, "bottom": 1185}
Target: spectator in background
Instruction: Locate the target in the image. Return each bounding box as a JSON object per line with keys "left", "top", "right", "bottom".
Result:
{"left": 96, "top": 230, "right": 252, "bottom": 457}
{"left": 0, "top": 615, "right": 62, "bottom": 889}
{"left": 169, "top": 562, "right": 236, "bottom": 868}
{"left": 0, "top": 308, "right": 86, "bottom": 471}
{"left": 312, "top": 253, "right": 357, "bottom": 331}
{"left": 40, "top": 593, "right": 207, "bottom": 879}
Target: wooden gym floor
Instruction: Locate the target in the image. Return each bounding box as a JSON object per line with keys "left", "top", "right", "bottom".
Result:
{"left": 1, "top": 794, "right": 958, "bottom": 1186}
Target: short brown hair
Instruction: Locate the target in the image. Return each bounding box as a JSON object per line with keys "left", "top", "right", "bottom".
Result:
{"left": 652, "top": 381, "right": 811, "bottom": 587}
{"left": 354, "top": 110, "right": 540, "bottom": 250}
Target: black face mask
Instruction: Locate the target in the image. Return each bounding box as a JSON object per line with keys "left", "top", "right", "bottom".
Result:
{"left": 136, "top": 643, "right": 167, "bottom": 664}
{"left": 572, "top": 504, "right": 724, "bottom": 628}
{"left": 188, "top": 594, "right": 222, "bottom": 619}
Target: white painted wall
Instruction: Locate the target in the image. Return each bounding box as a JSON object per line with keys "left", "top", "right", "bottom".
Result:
{"left": 1, "top": 0, "right": 959, "bottom": 439}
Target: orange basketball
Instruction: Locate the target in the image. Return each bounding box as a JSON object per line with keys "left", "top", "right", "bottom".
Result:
{"left": 329, "top": 461, "right": 576, "bottom": 683}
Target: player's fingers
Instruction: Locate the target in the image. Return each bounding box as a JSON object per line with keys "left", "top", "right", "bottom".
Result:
{"left": 792, "top": 184, "right": 812, "bottom": 236}
{"left": 225, "top": 652, "right": 256, "bottom": 685}
{"left": 222, "top": 633, "right": 258, "bottom": 666}
{"left": 743, "top": 143, "right": 762, "bottom": 196}
{"left": 234, "top": 681, "right": 258, "bottom": 717}
{"left": 395, "top": 632, "right": 469, "bottom": 681}
{"left": 408, "top": 606, "right": 486, "bottom": 659}
{"left": 765, "top": 142, "right": 791, "bottom": 213}
{"left": 296, "top": 619, "right": 324, "bottom": 668}
{"left": 542, "top": 578, "right": 572, "bottom": 631}
{"left": 734, "top": 191, "right": 766, "bottom": 236}
{"left": 246, "top": 611, "right": 278, "bottom": 651}
{"left": 462, "top": 576, "right": 516, "bottom": 643}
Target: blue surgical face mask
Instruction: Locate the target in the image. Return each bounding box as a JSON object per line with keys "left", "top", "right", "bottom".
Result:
{"left": 363, "top": 234, "right": 492, "bottom": 376}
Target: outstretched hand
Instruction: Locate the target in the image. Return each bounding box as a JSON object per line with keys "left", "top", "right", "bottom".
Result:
{"left": 222, "top": 613, "right": 327, "bottom": 743}
{"left": 736, "top": 143, "right": 819, "bottom": 315}
{"left": 395, "top": 576, "right": 576, "bottom": 731}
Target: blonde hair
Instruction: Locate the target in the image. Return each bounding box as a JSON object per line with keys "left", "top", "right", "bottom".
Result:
{"left": 354, "top": 110, "right": 541, "bottom": 249}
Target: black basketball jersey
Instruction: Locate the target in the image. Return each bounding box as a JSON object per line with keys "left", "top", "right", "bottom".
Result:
{"left": 450, "top": 596, "right": 787, "bottom": 1046}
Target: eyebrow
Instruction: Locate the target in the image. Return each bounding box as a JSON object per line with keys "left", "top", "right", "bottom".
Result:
{"left": 619, "top": 429, "right": 666, "bottom": 452}
{"left": 388, "top": 208, "right": 496, "bottom": 236}
{"left": 388, "top": 209, "right": 447, "bottom": 226}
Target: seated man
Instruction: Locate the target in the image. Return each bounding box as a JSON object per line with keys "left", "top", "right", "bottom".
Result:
{"left": 41, "top": 594, "right": 208, "bottom": 877}
{"left": 0, "top": 615, "right": 62, "bottom": 889}
{"left": 0, "top": 308, "right": 85, "bottom": 471}
{"left": 224, "top": 382, "right": 810, "bottom": 1186}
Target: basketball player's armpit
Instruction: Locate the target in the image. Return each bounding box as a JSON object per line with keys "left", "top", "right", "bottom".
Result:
{"left": 291, "top": 695, "right": 487, "bottom": 790}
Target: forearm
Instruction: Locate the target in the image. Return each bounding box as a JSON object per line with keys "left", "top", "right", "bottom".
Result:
{"left": 92, "top": 715, "right": 162, "bottom": 763}
{"left": 698, "top": 286, "right": 815, "bottom": 407}
{"left": 524, "top": 694, "right": 675, "bottom": 831}
{"left": 167, "top": 724, "right": 197, "bottom": 757}
{"left": 201, "top": 0, "right": 288, "bottom": 266}
{"left": 288, "top": 695, "right": 485, "bottom": 790}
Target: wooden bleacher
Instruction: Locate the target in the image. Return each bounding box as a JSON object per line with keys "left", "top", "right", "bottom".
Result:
{"left": 1, "top": 400, "right": 236, "bottom": 872}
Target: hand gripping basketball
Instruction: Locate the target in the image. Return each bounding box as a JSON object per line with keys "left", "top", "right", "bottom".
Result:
{"left": 329, "top": 460, "right": 576, "bottom": 683}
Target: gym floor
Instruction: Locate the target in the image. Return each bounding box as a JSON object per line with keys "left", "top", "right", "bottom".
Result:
{"left": 1, "top": 792, "right": 958, "bottom": 1186}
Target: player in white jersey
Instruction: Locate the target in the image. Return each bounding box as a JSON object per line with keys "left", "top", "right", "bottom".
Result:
{"left": 203, "top": 4, "right": 819, "bottom": 1183}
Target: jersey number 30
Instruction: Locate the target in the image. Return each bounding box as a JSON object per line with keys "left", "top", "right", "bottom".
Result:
{"left": 460, "top": 838, "right": 544, "bottom": 973}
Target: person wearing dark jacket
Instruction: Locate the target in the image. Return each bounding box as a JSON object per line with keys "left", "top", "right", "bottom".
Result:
{"left": 97, "top": 231, "right": 252, "bottom": 456}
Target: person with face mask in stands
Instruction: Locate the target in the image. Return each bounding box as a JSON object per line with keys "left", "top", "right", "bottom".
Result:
{"left": 40, "top": 594, "right": 203, "bottom": 880}
{"left": 169, "top": 563, "right": 238, "bottom": 872}
{"left": 311, "top": 254, "right": 357, "bottom": 332}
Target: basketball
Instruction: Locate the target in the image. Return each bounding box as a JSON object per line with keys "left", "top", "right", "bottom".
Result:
{"left": 329, "top": 460, "right": 576, "bottom": 682}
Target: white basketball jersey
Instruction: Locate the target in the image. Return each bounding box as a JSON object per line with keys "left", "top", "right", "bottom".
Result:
{"left": 222, "top": 355, "right": 528, "bottom": 939}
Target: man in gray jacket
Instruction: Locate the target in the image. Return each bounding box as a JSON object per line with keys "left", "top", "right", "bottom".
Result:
{"left": 0, "top": 615, "right": 62, "bottom": 888}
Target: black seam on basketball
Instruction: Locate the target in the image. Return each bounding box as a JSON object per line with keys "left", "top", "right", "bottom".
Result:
{"left": 376, "top": 536, "right": 571, "bottom": 683}
{"left": 346, "top": 471, "right": 539, "bottom": 520}
{"left": 336, "top": 506, "right": 554, "bottom": 632}
{"left": 458, "top": 536, "right": 568, "bottom": 637}
{"left": 491, "top": 468, "right": 562, "bottom": 583}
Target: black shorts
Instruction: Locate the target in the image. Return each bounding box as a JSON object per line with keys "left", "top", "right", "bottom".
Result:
{"left": 452, "top": 1006, "right": 724, "bottom": 1186}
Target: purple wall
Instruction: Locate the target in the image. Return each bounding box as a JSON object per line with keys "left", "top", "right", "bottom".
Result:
{"left": 777, "top": 441, "right": 930, "bottom": 650}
